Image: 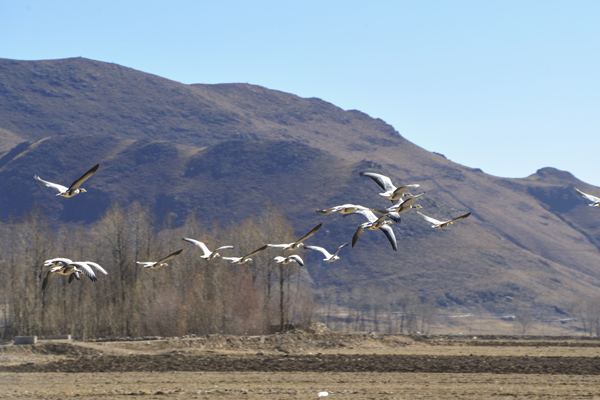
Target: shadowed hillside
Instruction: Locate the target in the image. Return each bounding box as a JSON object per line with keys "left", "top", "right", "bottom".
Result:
{"left": 1, "top": 57, "right": 600, "bottom": 328}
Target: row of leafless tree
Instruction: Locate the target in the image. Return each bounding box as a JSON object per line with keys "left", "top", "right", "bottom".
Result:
{"left": 0, "top": 202, "right": 439, "bottom": 339}
{"left": 317, "top": 286, "right": 437, "bottom": 334}
{"left": 0, "top": 202, "right": 320, "bottom": 339}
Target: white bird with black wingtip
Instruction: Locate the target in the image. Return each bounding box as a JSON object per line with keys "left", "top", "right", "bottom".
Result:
{"left": 34, "top": 164, "right": 99, "bottom": 198}
{"left": 39, "top": 258, "right": 107, "bottom": 290}
{"left": 182, "top": 237, "right": 234, "bottom": 260}
{"left": 417, "top": 211, "right": 471, "bottom": 229}
{"left": 222, "top": 245, "right": 269, "bottom": 264}
{"left": 350, "top": 210, "right": 397, "bottom": 251}
{"left": 360, "top": 171, "right": 420, "bottom": 201}
{"left": 267, "top": 223, "right": 322, "bottom": 250}
{"left": 304, "top": 243, "right": 348, "bottom": 262}
{"left": 137, "top": 249, "right": 184, "bottom": 269}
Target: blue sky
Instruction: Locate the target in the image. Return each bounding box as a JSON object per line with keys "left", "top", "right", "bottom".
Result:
{"left": 2, "top": 1, "right": 599, "bottom": 186}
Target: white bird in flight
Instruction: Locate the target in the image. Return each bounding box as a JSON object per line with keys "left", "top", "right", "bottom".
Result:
{"left": 222, "top": 245, "right": 268, "bottom": 264}
{"left": 273, "top": 254, "right": 304, "bottom": 266}
{"left": 374, "top": 193, "right": 425, "bottom": 214}
{"left": 38, "top": 258, "right": 78, "bottom": 290}
{"left": 182, "top": 237, "right": 234, "bottom": 260}
{"left": 38, "top": 257, "right": 76, "bottom": 281}
{"left": 316, "top": 204, "right": 371, "bottom": 215}
{"left": 575, "top": 187, "right": 600, "bottom": 207}
{"left": 370, "top": 193, "right": 424, "bottom": 223}
{"left": 267, "top": 223, "right": 322, "bottom": 250}
{"left": 360, "top": 171, "right": 420, "bottom": 201}
{"left": 34, "top": 164, "right": 99, "bottom": 198}
{"left": 417, "top": 211, "right": 471, "bottom": 229}
{"left": 304, "top": 243, "right": 348, "bottom": 262}
{"left": 137, "top": 249, "right": 183, "bottom": 269}
{"left": 39, "top": 258, "right": 107, "bottom": 290}
{"left": 350, "top": 210, "right": 397, "bottom": 251}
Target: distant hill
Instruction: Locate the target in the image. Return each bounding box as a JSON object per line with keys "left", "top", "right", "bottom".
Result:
{"left": 2, "top": 57, "right": 600, "bottom": 327}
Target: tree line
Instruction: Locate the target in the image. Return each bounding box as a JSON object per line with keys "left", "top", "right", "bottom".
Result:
{"left": 0, "top": 202, "right": 438, "bottom": 340}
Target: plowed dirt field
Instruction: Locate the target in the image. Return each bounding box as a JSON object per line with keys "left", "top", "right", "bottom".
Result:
{"left": 2, "top": 329, "right": 600, "bottom": 399}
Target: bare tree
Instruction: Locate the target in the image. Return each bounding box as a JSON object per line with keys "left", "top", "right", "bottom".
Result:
{"left": 514, "top": 300, "right": 533, "bottom": 336}
{"left": 570, "top": 296, "right": 600, "bottom": 336}
{"left": 417, "top": 297, "right": 437, "bottom": 334}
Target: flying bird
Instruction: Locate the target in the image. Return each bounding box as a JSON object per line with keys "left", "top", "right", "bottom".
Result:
{"left": 350, "top": 210, "right": 397, "bottom": 251}
{"left": 273, "top": 255, "right": 304, "bottom": 266}
{"left": 316, "top": 204, "right": 371, "bottom": 215}
{"left": 137, "top": 249, "right": 183, "bottom": 269}
{"left": 34, "top": 164, "right": 99, "bottom": 198}
{"left": 374, "top": 193, "right": 425, "bottom": 214}
{"left": 182, "top": 237, "right": 234, "bottom": 260}
{"left": 417, "top": 211, "right": 471, "bottom": 229}
{"left": 360, "top": 171, "right": 420, "bottom": 201}
{"left": 39, "top": 258, "right": 80, "bottom": 290}
{"left": 38, "top": 258, "right": 107, "bottom": 290}
{"left": 222, "top": 245, "right": 268, "bottom": 264}
{"left": 304, "top": 243, "right": 348, "bottom": 262}
{"left": 575, "top": 187, "right": 600, "bottom": 207}
{"left": 267, "top": 223, "right": 322, "bottom": 250}
{"left": 370, "top": 193, "right": 425, "bottom": 223}
{"left": 38, "top": 257, "right": 75, "bottom": 281}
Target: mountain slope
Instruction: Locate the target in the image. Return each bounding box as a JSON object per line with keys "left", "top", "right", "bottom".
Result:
{"left": 1, "top": 57, "right": 600, "bottom": 325}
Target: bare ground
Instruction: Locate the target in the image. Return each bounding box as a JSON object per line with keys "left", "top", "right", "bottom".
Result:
{"left": 3, "top": 327, "right": 600, "bottom": 399}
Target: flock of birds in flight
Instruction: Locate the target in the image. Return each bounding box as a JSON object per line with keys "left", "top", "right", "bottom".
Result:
{"left": 34, "top": 162, "right": 600, "bottom": 292}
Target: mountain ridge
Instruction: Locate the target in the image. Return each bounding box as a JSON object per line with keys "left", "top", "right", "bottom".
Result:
{"left": 1, "top": 57, "right": 600, "bottom": 328}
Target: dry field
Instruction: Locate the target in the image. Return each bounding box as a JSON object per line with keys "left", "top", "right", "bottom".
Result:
{"left": 2, "top": 329, "right": 600, "bottom": 399}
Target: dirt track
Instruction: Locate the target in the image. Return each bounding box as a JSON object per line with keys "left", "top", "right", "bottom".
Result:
{"left": 3, "top": 330, "right": 600, "bottom": 399}
{"left": 5, "top": 351, "right": 600, "bottom": 375}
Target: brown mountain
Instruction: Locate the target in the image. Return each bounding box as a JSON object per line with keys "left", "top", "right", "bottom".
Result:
{"left": 1, "top": 57, "right": 600, "bottom": 327}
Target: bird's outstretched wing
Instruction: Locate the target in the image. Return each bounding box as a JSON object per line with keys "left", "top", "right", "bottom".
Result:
{"left": 244, "top": 245, "right": 268, "bottom": 258}
{"left": 295, "top": 223, "right": 323, "bottom": 245}
{"left": 380, "top": 225, "right": 398, "bottom": 251}
{"left": 65, "top": 261, "right": 105, "bottom": 282}
{"left": 69, "top": 164, "right": 99, "bottom": 190}
{"left": 417, "top": 211, "right": 443, "bottom": 226}
{"left": 352, "top": 226, "right": 365, "bottom": 248}
{"left": 575, "top": 187, "right": 600, "bottom": 206}
{"left": 351, "top": 209, "right": 378, "bottom": 222}
{"left": 304, "top": 245, "right": 332, "bottom": 258}
{"left": 69, "top": 262, "right": 99, "bottom": 282}
{"left": 156, "top": 249, "right": 184, "bottom": 264}
{"left": 449, "top": 212, "right": 471, "bottom": 223}
{"left": 34, "top": 175, "right": 69, "bottom": 193}
{"left": 288, "top": 255, "right": 304, "bottom": 266}
{"left": 332, "top": 242, "right": 349, "bottom": 256}
{"left": 266, "top": 242, "right": 291, "bottom": 248}
{"left": 182, "top": 238, "right": 212, "bottom": 256}
{"left": 360, "top": 172, "right": 395, "bottom": 192}
{"left": 237, "top": 245, "right": 269, "bottom": 263}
